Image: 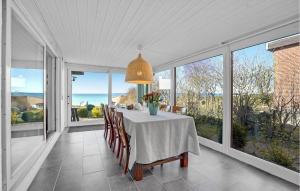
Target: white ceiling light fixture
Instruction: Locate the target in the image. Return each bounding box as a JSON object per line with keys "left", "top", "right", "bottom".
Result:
{"left": 125, "top": 45, "right": 153, "bottom": 84}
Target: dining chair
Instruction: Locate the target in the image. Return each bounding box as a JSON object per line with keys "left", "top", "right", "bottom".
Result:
{"left": 115, "top": 111, "right": 130, "bottom": 174}
{"left": 159, "top": 104, "right": 167, "bottom": 111}
{"left": 108, "top": 107, "right": 118, "bottom": 150}
{"left": 160, "top": 104, "right": 171, "bottom": 112}
{"left": 171, "top": 105, "right": 181, "bottom": 113}
{"left": 103, "top": 105, "right": 110, "bottom": 140}
{"left": 166, "top": 105, "right": 171, "bottom": 112}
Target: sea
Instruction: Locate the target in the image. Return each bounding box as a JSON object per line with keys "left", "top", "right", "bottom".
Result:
{"left": 11, "top": 92, "right": 126, "bottom": 106}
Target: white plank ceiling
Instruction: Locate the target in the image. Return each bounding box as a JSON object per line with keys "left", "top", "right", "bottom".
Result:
{"left": 18, "top": 0, "right": 299, "bottom": 68}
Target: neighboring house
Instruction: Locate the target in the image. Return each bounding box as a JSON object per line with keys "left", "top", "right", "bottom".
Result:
{"left": 11, "top": 96, "right": 44, "bottom": 110}
{"left": 267, "top": 34, "right": 300, "bottom": 103}
{"left": 32, "top": 103, "right": 44, "bottom": 109}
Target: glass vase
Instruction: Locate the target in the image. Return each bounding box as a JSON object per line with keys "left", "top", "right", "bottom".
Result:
{"left": 148, "top": 103, "right": 158, "bottom": 115}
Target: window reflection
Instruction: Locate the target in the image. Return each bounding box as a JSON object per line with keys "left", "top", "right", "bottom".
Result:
{"left": 11, "top": 14, "right": 45, "bottom": 172}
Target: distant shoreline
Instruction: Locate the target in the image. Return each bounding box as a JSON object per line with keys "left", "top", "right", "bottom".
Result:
{"left": 12, "top": 92, "right": 127, "bottom": 106}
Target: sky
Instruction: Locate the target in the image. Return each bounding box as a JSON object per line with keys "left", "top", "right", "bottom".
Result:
{"left": 11, "top": 69, "right": 136, "bottom": 94}
{"left": 72, "top": 72, "right": 109, "bottom": 94}
{"left": 112, "top": 73, "right": 136, "bottom": 93}
{"left": 233, "top": 43, "right": 273, "bottom": 67}
{"left": 72, "top": 72, "right": 135, "bottom": 94}
{"left": 11, "top": 68, "right": 43, "bottom": 93}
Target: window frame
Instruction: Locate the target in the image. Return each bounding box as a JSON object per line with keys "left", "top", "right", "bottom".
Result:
{"left": 2, "top": 1, "right": 63, "bottom": 190}
{"left": 152, "top": 22, "right": 299, "bottom": 184}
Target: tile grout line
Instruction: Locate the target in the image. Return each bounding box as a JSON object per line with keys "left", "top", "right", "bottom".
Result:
{"left": 151, "top": 170, "right": 169, "bottom": 191}
{"left": 102, "top": 130, "right": 114, "bottom": 191}
{"left": 51, "top": 161, "right": 63, "bottom": 191}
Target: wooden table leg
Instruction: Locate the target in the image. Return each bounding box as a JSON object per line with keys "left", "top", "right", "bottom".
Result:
{"left": 133, "top": 163, "right": 143, "bottom": 181}
{"left": 180, "top": 152, "right": 188, "bottom": 167}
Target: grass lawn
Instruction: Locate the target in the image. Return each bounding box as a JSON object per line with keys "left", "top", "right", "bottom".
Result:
{"left": 196, "top": 122, "right": 221, "bottom": 143}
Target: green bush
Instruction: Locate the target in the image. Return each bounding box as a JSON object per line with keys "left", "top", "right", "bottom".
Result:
{"left": 261, "top": 142, "right": 294, "bottom": 169}
{"left": 91, "top": 107, "right": 102, "bottom": 118}
{"left": 35, "top": 110, "right": 44, "bottom": 121}
{"left": 11, "top": 111, "right": 19, "bottom": 124}
{"left": 232, "top": 123, "right": 247, "bottom": 149}
{"left": 78, "top": 108, "right": 88, "bottom": 118}
{"left": 21, "top": 111, "right": 34, "bottom": 122}
{"left": 86, "top": 104, "right": 95, "bottom": 112}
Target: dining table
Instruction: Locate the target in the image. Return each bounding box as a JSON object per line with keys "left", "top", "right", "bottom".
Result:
{"left": 117, "top": 108, "right": 201, "bottom": 181}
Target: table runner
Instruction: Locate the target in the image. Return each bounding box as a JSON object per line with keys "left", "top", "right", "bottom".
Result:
{"left": 117, "top": 109, "right": 201, "bottom": 169}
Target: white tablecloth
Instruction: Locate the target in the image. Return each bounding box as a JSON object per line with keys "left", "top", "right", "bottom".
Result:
{"left": 118, "top": 109, "right": 201, "bottom": 169}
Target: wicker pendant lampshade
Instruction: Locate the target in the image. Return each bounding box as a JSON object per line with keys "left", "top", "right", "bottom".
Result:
{"left": 125, "top": 53, "right": 153, "bottom": 84}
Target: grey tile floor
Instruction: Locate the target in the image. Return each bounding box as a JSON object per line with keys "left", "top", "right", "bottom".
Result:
{"left": 28, "top": 129, "right": 299, "bottom": 191}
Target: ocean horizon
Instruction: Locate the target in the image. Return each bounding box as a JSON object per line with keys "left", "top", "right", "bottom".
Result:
{"left": 12, "top": 92, "right": 127, "bottom": 106}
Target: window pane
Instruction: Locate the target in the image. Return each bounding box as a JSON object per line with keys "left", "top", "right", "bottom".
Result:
{"left": 112, "top": 73, "right": 136, "bottom": 106}
{"left": 152, "top": 70, "right": 171, "bottom": 104}
{"left": 232, "top": 35, "right": 300, "bottom": 172}
{"left": 11, "top": 15, "right": 45, "bottom": 172}
{"left": 71, "top": 71, "right": 108, "bottom": 121}
{"left": 176, "top": 55, "right": 223, "bottom": 143}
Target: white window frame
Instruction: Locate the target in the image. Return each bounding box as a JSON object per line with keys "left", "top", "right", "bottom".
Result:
{"left": 65, "top": 63, "right": 127, "bottom": 127}
{"left": 1, "top": 0, "right": 63, "bottom": 190}
{"left": 66, "top": 63, "right": 109, "bottom": 127}
{"left": 153, "top": 20, "right": 299, "bottom": 184}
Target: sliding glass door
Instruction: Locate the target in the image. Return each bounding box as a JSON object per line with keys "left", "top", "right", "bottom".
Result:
{"left": 68, "top": 70, "right": 108, "bottom": 126}
{"left": 10, "top": 14, "right": 45, "bottom": 172}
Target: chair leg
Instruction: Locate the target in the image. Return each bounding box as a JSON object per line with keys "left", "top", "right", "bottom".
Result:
{"left": 104, "top": 124, "right": 108, "bottom": 139}
{"left": 113, "top": 136, "right": 117, "bottom": 153}
{"left": 124, "top": 149, "right": 129, "bottom": 174}
{"left": 108, "top": 129, "right": 112, "bottom": 146}
{"left": 119, "top": 146, "right": 123, "bottom": 165}
{"left": 109, "top": 128, "right": 114, "bottom": 148}
{"left": 116, "top": 138, "right": 121, "bottom": 158}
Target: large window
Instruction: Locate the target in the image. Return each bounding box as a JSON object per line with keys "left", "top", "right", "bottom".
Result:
{"left": 152, "top": 70, "right": 171, "bottom": 104}
{"left": 71, "top": 71, "right": 108, "bottom": 122}
{"left": 10, "top": 15, "right": 45, "bottom": 172}
{"left": 231, "top": 35, "right": 300, "bottom": 172}
{"left": 112, "top": 73, "right": 136, "bottom": 106}
{"left": 176, "top": 55, "right": 223, "bottom": 143}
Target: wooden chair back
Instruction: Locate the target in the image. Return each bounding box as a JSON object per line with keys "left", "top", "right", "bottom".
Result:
{"left": 114, "top": 112, "right": 129, "bottom": 147}
{"left": 160, "top": 104, "right": 171, "bottom": 112}
{"left": 103, "top": 105, "right": 110, "bottom": 125}
{"left": 108, "top": 107, "right": 115, "bottom": 126}
{"left": 172, "top": 106, "right": 186, "bottom": 114}
{"left": 114, "top": 111, "right": 130, "bottom": 173}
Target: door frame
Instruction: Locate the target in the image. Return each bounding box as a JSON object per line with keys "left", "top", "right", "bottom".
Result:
{"left": 66, "top": 64, "right": 114, "bottom": 127}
